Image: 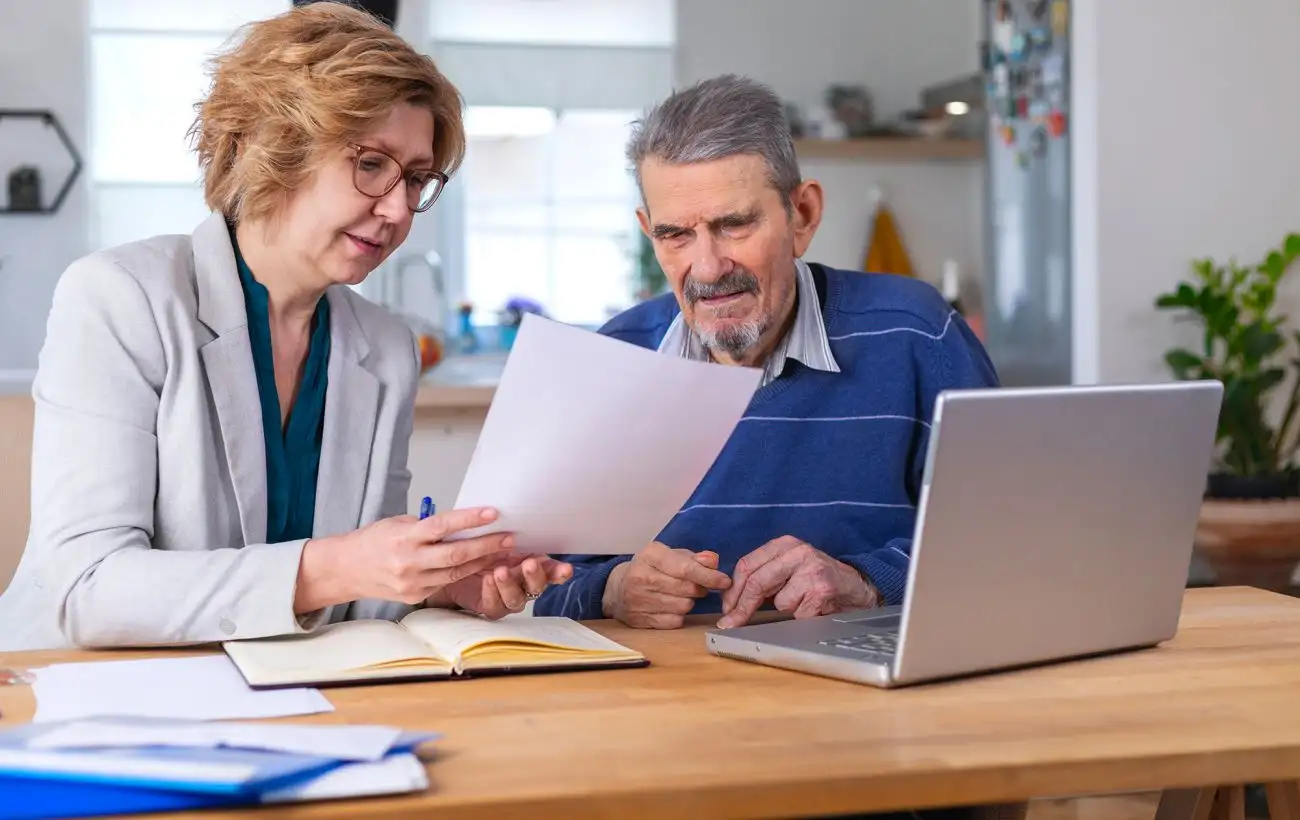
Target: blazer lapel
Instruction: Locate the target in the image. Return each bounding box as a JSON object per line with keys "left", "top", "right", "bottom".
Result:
{"left": 314, "top": 289, "right": 380, "bottom": 538}
{"left": 193, "top": 214, "right": 268, "bottom": 546}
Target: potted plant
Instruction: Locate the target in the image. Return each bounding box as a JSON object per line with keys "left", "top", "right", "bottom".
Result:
{"left": 1154, "top": 232, "right": 1300, "bottom": 589}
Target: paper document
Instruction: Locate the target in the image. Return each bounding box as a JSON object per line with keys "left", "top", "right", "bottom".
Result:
{"left": 27, "top": 719, "right": 411, "bottom": 762}
{"left": 453, "top": 314, "right": 761, "bottom": 554}
{"left": 260, "top": 752, "right": 428, "bottom": 803}
{"left": 30, "top": 656, "right": 333, "bottom": 723}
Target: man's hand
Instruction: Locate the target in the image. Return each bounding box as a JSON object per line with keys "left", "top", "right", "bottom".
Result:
{"left": 603, "top": 542, "right": 732, "bottom": 629}
{"left": 718, "top": 536, "right": 878, "bottom": 629}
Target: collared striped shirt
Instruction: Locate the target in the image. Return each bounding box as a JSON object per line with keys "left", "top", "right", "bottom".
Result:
{"left": 656, "top": 258, "right": 841, "bottom": 387}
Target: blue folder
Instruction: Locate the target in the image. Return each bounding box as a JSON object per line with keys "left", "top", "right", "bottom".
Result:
{"left": 0, "top": 725, "right": 436, "bottom": 819}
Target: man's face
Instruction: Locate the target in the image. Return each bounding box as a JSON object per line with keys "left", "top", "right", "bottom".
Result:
{"left": 637, "top": 154, "right": 821, "bottom": 365}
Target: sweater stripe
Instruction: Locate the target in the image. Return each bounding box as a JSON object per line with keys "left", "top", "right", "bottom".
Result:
{"left": 741, "top": 414, "right": 930, "bottom": 428}
{"left": 828, "top": 310, "right": 956, "bottom": 341}
{"left": 678, "top": 500, "right": 916, "bottom": 515}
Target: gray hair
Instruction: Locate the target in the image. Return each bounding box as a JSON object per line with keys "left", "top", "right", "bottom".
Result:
{"left": 626, "top": 74, "right": 801, "bottom": 210}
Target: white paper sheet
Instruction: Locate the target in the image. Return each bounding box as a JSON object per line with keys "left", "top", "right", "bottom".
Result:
{"left": 260, "top": 752, "right": 429, "bottom": 803}
{"left": 27, "top": 719, "right": 401, "bottom": 762}
{"left": 453, "top": 314, "right": 762, "bottom": 554}
{"left": 29, "top": 656, "right": 333, "bottom": 723}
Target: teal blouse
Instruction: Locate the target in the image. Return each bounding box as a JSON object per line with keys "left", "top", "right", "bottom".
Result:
{"left": 233, "top": 242, "right": 332, "bottom": 544}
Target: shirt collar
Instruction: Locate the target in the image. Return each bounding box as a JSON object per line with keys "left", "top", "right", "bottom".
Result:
{"left": 657, "top": 258, "right": 840, "bottom": 386}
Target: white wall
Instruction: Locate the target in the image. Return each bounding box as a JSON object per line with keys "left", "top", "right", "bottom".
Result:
{"left": 0, "top": 0, "right": 89, "bottom": 385}
{"left": 675, "top": 0, "right": 984, "bottom": 283}
{"left": 1071, "top": 0, "right": 1300, "bottom": 385}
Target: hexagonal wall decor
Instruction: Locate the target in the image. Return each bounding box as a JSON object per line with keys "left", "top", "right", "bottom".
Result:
{"left": 0, "top": 109, "right": 83, "bottom": 215}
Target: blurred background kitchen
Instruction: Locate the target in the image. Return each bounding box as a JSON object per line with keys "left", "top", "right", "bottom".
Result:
{"left": 1, "top": 0, "right": 1298, "bottom": 595}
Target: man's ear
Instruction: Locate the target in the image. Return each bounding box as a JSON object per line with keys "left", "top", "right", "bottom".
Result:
{"left": 636, "top": 206, "right": 652, "bottom": 238}
{"left": 790, "top": 179, "right": 824, "bottom": 258}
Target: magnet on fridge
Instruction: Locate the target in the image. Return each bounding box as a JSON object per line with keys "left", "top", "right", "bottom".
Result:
{"left": 1032, "top": 0, "right": 1050, "bottom": 19}
{"left": 1031, "top": 127, "right": 1048, "bottom": 157}
{"left": 1048, "top": 109, "right": 1067, "bottom": 137}
{"left": 1015, "top": 96, "right": 1029, "bottom": 118}
{"left": 1010, "top": 32, "right": 1028, "bottom": 60}
{"left": 1030, "top": 26, "right": 1052, "bottom": 50}
{"left": 1016, "top": 150, "right": 1030, "bottom": 169}
{"left": 1051, "top": 0, "right": 1069, "bottom": 37}
{"left": 1041, "top": 52, "right": 1064, "bottom": 85}
{"left": 1000, "top": 123, "right": 1016, "bottom": 145}
{"left": 993, "top": 19, "right": 1014, "bottom": 52}
{"left": 1005, "top": 95, "right": 1017, "bottom": 119}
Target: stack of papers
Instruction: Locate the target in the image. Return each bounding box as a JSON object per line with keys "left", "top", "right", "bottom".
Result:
{"left": 0, "top": 717, "right": 437, "bottom": 819}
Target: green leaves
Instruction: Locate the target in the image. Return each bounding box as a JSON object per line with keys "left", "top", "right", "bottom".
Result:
{"left": 1164, "top": 349, "right": 1204, "bottom": 380}
{"left": 1154, "top": 233, "right": 1300, "bottom": 476}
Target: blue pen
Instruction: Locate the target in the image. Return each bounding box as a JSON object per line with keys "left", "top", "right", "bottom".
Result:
{"left": 419, "top": 496, "right": 434, "bottom": 520}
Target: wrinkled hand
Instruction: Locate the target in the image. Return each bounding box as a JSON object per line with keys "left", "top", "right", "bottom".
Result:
{"left": 603, "top": 542, "right": 731, "bottom": 629}
{"left": 718, "top": 536, "right": 878, "bottom": 629}
{"left": 431, "top": 554, "right": 573, "bottom": 619}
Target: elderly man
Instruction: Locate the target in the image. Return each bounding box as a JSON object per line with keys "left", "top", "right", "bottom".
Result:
{"left": 533, "top": 74, "right": 999, "bottom": 630}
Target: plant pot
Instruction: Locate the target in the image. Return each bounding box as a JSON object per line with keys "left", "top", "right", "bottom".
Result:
{"left": 1206, "top": 470, "right": 1300, "bottom": 500}
{"left": 1196, "top": 497, "right": 1300, "bottom": 591}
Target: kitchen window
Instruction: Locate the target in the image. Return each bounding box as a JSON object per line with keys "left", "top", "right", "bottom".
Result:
{"left": 88, "top": 0, "right": 291, "bottom": 250}
{"left": 459, "top": 106, "right": 643, "bottom": 327}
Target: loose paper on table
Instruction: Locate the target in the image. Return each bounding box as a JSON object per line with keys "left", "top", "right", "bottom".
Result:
{"left": 29, "top": 656, "right": 333, "bottom": 723}
{"left": 453, "top": 314, "right": 761, "bottom": 554}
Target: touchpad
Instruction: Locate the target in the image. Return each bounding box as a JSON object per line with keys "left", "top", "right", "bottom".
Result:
{"left": 832, "top": 609, "right": 902, "bottom": 628}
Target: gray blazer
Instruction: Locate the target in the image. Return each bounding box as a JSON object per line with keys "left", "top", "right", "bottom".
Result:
{"left": 0, "top": 213, "right": 420, "bottom": 651}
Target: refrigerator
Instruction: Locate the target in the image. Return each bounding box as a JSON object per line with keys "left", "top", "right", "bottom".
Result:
{"left": 979, "top": 0, "right": 1072, "bottom": 386}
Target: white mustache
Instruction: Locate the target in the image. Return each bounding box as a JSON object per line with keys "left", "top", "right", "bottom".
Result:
{"left": 684, "top": 271, "right": 759, "bottom": 303}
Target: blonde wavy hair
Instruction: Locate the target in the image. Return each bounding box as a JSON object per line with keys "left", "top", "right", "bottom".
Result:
{"left": 189, "top": 1, "right": 465, "bottom": 223}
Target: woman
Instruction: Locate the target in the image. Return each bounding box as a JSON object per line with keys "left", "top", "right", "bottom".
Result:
{"left": 0, "top": 3, "right": 569, "bottom": 651}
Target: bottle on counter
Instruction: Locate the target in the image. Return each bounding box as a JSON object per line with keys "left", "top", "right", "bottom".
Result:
{"left": 939, "top": 259, "right": 986, "bottom": 341}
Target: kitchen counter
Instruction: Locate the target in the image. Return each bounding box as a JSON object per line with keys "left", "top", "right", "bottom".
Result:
{"left": 414, "top": 353, "right": 504, "bottom": 411}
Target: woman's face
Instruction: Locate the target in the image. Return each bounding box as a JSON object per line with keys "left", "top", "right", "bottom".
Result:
{"left": 280, "top": 102, "right": 437, "bottom": 288}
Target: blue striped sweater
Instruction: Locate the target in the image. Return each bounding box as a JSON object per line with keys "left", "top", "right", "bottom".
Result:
{"left": 532, "top": 264, "right": 1000, "bottom": 620}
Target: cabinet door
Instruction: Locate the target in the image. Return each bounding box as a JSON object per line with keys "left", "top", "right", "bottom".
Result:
{"left": 407, "top": 409, "right": 488, "bottom": 516}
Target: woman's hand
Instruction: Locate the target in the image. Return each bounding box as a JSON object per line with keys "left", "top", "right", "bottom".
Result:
{"left": 430, "top": 554, "right": 573, "bottom": 619}
{"left": 295, "top": 507, "right": 514, "bottom": 612}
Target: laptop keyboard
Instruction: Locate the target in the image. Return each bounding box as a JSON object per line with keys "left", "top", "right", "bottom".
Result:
{"left": 819, "top": 631, "right": 899, "bottom": 656}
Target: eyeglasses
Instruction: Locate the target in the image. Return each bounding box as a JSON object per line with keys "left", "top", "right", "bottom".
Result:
{"left": 348, "top": 143, "right": 448, "bottom": 213}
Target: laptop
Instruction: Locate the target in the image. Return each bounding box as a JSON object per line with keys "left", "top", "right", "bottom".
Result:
{"left": 705, "top": 380, "right": 1223, "bottom": 688}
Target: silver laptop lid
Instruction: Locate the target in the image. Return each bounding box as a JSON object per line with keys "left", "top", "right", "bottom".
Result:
{"left": 892, "top": 380, "right": 1222, "bottom": 684}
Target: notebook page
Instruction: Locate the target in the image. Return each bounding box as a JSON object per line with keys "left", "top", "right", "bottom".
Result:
{"left": 400, "top": 609, "right": 638, "bottom": 664}
{"left": 224, "top": 620, "right": 448, "bottom": 685}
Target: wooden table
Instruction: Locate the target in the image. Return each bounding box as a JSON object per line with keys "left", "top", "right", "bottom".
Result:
{"left": 4, "top": 586, "right": 1300, "bottom": 819}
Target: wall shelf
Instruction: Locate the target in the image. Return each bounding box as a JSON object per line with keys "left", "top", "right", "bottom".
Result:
{"left": 0, "top": 109, "right": 83, "bottom": 215}
{"left": 793, "top": 137, "right": 984, "bottom": 162}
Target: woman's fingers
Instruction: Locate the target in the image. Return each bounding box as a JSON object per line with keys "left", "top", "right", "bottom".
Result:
{"left": 520, "top": 558, "right": 550, "bottom": 596}
{"left": 416, "top": 533, "right": 514, "bottom": 572}
{"left": 494, "top": 565, "right": 529, "bottom": 612}
{"left": 547, "top": 560, "right": 575, "bottom": 585}
{"left": 415, "top": 507, "right": 499, "bottom": 542}
{"left": 420, "top": 545, "right": 512, "bottom": 589}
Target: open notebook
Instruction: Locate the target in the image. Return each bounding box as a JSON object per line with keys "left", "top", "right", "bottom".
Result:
{"left": 223, "top": 609, "right": 648, "bottom": 690}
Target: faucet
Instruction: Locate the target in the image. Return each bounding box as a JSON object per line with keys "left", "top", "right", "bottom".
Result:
{"left": 381, "top": 250, "right": 449, "bottom": 336}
